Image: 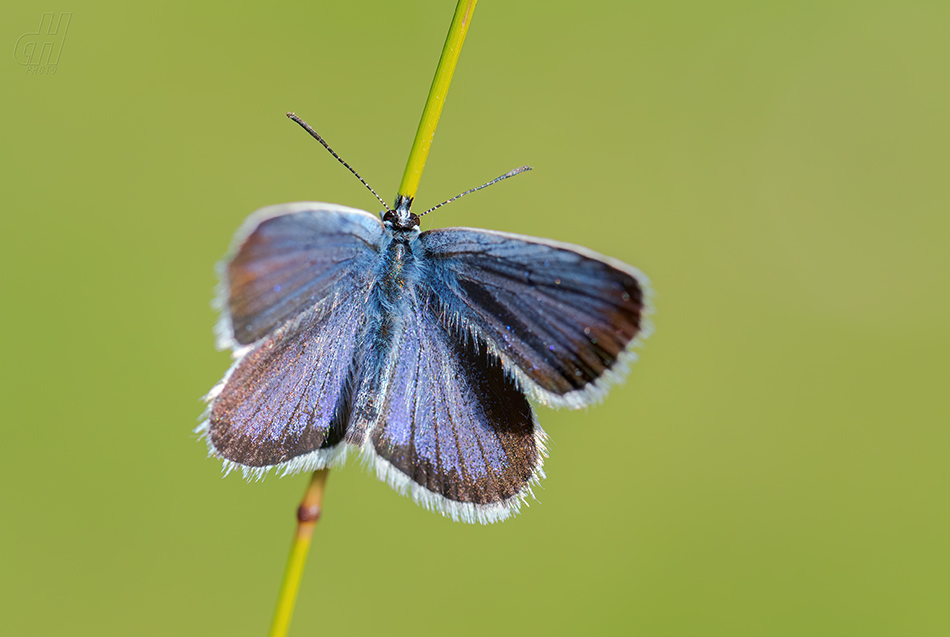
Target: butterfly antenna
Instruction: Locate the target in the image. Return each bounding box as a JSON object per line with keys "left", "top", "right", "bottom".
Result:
{"left": 419, "top": 165, "right": 533, "bottom": 217}
{"left": 287, "top": 112, "right": 391, "bottom": 212}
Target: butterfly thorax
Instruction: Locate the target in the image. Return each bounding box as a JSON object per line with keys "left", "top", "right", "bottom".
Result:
{"left": 344, "top": 222, "right": 427, "bottom": 441}
{"left": 374, "top": 224, "right": 423, "bottom": 307}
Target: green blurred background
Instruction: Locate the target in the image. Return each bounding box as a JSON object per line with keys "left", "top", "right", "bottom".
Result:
{"left": 3, "top": 1, "right": 948, "bottom": 635}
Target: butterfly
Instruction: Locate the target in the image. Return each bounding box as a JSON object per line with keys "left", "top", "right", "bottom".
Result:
{"left": 198, "top": 114, "right": 652, "bottom": 524}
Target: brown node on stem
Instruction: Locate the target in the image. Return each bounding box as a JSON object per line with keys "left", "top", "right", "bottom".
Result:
{"left": 297, "top": 503, "right": 321, "bottom": 524}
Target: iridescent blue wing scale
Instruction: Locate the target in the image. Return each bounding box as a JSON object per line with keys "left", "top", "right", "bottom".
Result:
{"left": 215, "top": 202, "right": 384, "bottom": 349}
{"left": 355, "top": 286, "right": 546, "bottom": 524}
{"left": 200, "top": 203, "right": 384, "bottom": 476}
{"left": 419, "top": 228, "right": 652, "bottom": 408}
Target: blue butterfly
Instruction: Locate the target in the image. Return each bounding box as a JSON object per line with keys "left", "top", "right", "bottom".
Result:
{"left": 198, "top": 115, "right": 652, "bottom": 524}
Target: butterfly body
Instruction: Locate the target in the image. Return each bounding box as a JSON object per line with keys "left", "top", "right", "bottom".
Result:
{"left": 200, "top": 202, "right": 651, "bottom": 523}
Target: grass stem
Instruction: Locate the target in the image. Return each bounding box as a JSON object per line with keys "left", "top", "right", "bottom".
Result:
{"left": 266, "top": 2, "right": 479, "bottom": 634}
{"left": 397, "top": 0, "right": 478, "bottom": 208}
{"left": 268, "top": 469, "right": 330, "bottom": 637}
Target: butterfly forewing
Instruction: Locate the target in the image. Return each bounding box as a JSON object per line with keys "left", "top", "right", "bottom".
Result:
{"left": 420, "top": 228, "right": 651, "bottom": 408}
{"left": 220, "top": 203, "right": 384, "bottom": 347}
{"left": 202, "top": 204, "right": 383, "bottom": 474}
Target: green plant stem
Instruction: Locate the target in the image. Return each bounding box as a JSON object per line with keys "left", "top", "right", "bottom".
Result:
{"left": 268, "top": 469, "right": 329, "bottom": 637}
{"left": 397, "top": 0, "right": 478, "bottom": 207}
{"left": 266, "top": 3, "right": 478, "bottom": 635}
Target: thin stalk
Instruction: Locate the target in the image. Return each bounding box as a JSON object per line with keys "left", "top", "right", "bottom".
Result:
{"left": 268, "top": 469, "right": 330, "bottom": 637}
{"left": 266, "top": 3, "right": 479, "bottom": 635}
{"left": 397, "top": 0, "right": 478, "bottom": 208}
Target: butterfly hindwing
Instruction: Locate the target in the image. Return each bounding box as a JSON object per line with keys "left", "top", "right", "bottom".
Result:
{"left": 351, "top": 282, "right": 546, "bottom": 524}
{"left": 204, "top": 297, "right": 367, "bottom": 472}
{"left": 420, "top": 228, "right": 652, "bottom": 408}
{"left": 202, "top": 204, "right": 382, "bottom": 475}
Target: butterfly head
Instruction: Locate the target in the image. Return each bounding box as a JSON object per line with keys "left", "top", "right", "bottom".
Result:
{"left": 384, "top": 195, "right": 421, "bottom": 231}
